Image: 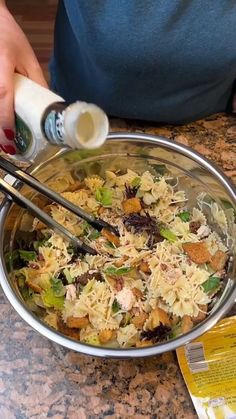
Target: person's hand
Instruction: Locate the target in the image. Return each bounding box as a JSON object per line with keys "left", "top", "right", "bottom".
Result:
{"left": 0, "top": 4, "right": 47, "bottom": 155}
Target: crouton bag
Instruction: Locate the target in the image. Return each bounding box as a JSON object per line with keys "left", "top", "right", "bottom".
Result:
{"left": 176, "top": 316, "right": 236, "bottom": 419}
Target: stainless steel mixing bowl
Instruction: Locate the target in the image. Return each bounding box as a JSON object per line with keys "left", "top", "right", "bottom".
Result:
{"left": 0, "top": 132, "right": 235, "bottom": 358}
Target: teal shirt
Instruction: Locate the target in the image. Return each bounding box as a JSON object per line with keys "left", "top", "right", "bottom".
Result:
{"left": 50, "top": 0, "right": 236, "bottom": 123}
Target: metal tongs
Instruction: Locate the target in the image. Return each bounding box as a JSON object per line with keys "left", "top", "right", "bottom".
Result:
{"left": 0, "top": 156, "right": 118, "bottom": 255}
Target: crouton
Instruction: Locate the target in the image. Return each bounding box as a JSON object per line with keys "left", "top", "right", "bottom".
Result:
{"left": 131, "top": 287, "right": 143, "bottom": 299}
{"left": 122, "top": 197, "right": 142, "bottom": 214}
{"left": 34, "top": 220, "right": 47, "bottom": 230}
{"left": 19, "top": 213, "right": 35, "bottom": 232}
{"left": 42, "top": 204, "right": 53, "bottom": 214}
{"left": 106, "top": 276, "right": 116, "bottom": 288}
{"left": 170, "top": 315, "right": 181, "bottom": 326}
{"left": 57, "top": 315, "right": 80, "bottom": 340}
{"left": 139, "top": 261, "right": 151, "bottom": 274}
{"left": 181, "top": 315, "right": 193, "bottom": 333}
{"left": 210, "top": 250, "right": 228, "bottom": 272}
{"left": 182, "top": 242, "right": 211, "bottom": 264}
{"left": 156, "top": 307, "right": 171, "bottom": 326}
{"left": 33, "top": 195, "right": 49, "bottom": 209}
{"left": 192, "top": 304, "right": 208, "bottom": 324}
{"left": 131, "top": 313, "right": 148, "bottom": 329}
{"left": 65, "top": 180, "right": 82, "bottom": 192}
{"left": 101, "top": 228, "right": 120, "bottom": 247}
{"left": 98, "top": 329, "right": 113, "bottom": 344}
{"left": 147, "top": 307, "right": 171, "bottom": 330}
{"left": 114, "top": 256, "right": 128, "bottom": 267}
{"left": 136, "top": 340, "right": 152, "bottom": 348}
{"left": 26, "top": 281, "right": 42, "bottom": 293}
{"left": 97, "top": 206, "right": 106, "bottom": 216}
{"left": 66, "top": 316, "right": 89, "bottom": 329}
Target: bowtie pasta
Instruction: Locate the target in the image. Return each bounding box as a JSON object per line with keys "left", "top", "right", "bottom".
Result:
{"left": 10, "top": 168, "right": 230, "bottom": 348}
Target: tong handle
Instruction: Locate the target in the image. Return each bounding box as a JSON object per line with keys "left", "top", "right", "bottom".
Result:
{"left": 0, "top": 176, "right": 97, "bottom": 255}
{"left": 0, "top": 156, "right": 118, "bottom": 235}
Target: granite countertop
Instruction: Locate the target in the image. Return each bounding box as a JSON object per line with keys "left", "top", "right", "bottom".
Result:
{"left": 0, "top": 113, "right": 235, "bottom": 419}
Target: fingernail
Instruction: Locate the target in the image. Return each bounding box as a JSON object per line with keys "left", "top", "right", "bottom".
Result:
{"left": 1, "top": 144, "right": 16, "bottom": 155}
{"left": 3, "top": 128, "right": 15, "bottom": 141}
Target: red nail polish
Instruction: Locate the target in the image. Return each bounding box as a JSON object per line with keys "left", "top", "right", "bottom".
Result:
{"left": 1, "top": 144, "right": 16, "bottom": 155}
{"left": 3, "top": 129, "right": 15, "bottom": 141}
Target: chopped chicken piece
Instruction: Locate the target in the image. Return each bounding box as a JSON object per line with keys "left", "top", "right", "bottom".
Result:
{"left": 122, "top": 197, "right": 142, "bottom": 214}
{"left": 182, "top": 242, "right": 211, "bottom": 264}
{"left": 115, "top": 277, "right": 124, "bottom": 292}
{"left": 197, "top": 225, "right": 211, "bottom": 239}
{"left": 116, "top": 287, "right": 135, "bottom": 311}
{"left": 165, "top": 267, "right": 182, "bottom": 284}
{"left": 65, "top": 284, "right": 77, "bottom": 301}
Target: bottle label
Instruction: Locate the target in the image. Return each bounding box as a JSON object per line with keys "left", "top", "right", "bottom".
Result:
{"left": 42, "top": 102, "right": 67, "bottom": 145}
{"left": 15, "top": 115, "right": 33, "bottom": 154}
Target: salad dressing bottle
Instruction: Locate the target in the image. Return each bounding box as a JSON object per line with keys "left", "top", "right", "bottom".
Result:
{"left": 14, "top": 74, "right": 109, "bottom": 162}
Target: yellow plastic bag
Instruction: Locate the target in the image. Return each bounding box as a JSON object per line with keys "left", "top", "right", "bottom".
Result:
{"left": 177, "top": 316, "right": 236, "bottom": 419}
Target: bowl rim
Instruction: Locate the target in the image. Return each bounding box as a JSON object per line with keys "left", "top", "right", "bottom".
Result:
{"left": 0, "top": 131, "right": 235, "bottom": 358}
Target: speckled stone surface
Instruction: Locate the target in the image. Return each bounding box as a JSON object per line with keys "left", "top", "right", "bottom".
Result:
{"left": 0, "top": 112, "right": 235, "bottom": 419}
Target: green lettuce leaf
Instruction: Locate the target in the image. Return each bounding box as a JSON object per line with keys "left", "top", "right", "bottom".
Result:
{"left": 153, "top": 164, "right": 167, "bottom": 176}
{"left": 88, "top": 230, "right": 101, "bottom": 240}
{"left": 104, "top": 266, "right": 133, "bottom": 276}
{"left": 5, "top": 250, "right": 19, "bottom": 271}
{"left": 42, "top": 288, "right": 64, "bottom": 309}
{"left": 83, "top": 334, "right": 100, "bottom": 346}
{"left": 112, "top": 299, "right": 121, "bottom": 313}
{"left": 95, "top": 187, "right": 112, "bottom": 206}
{"left": 202, "top": 277, "right": 221, "bottom": 293}
{"left": 105, "top": 241, "right": 116, "bottom": 249}
{"left": 131, "top": 177, "right": 141, "bottom": 187}
{"left": 52, "top": 277, "right": 66, "bottom": 297}
{"left": 177, "top": 211, "right": 190, "bottom": 222}
{"left": 160, "top": 228, "right": 177, "bottom": 242}
{"left": 63, "top": 268, "right": 73, "bottom": 284}
{"left": 18, "top": 250, "right": 37, "bottom": 262}
{"left": 33, "top": 237, "right": 50, "bottom": 251}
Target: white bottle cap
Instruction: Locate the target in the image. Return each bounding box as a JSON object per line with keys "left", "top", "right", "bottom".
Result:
{"left": 63, "top": 101, "right": 109, "bottom": 149}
